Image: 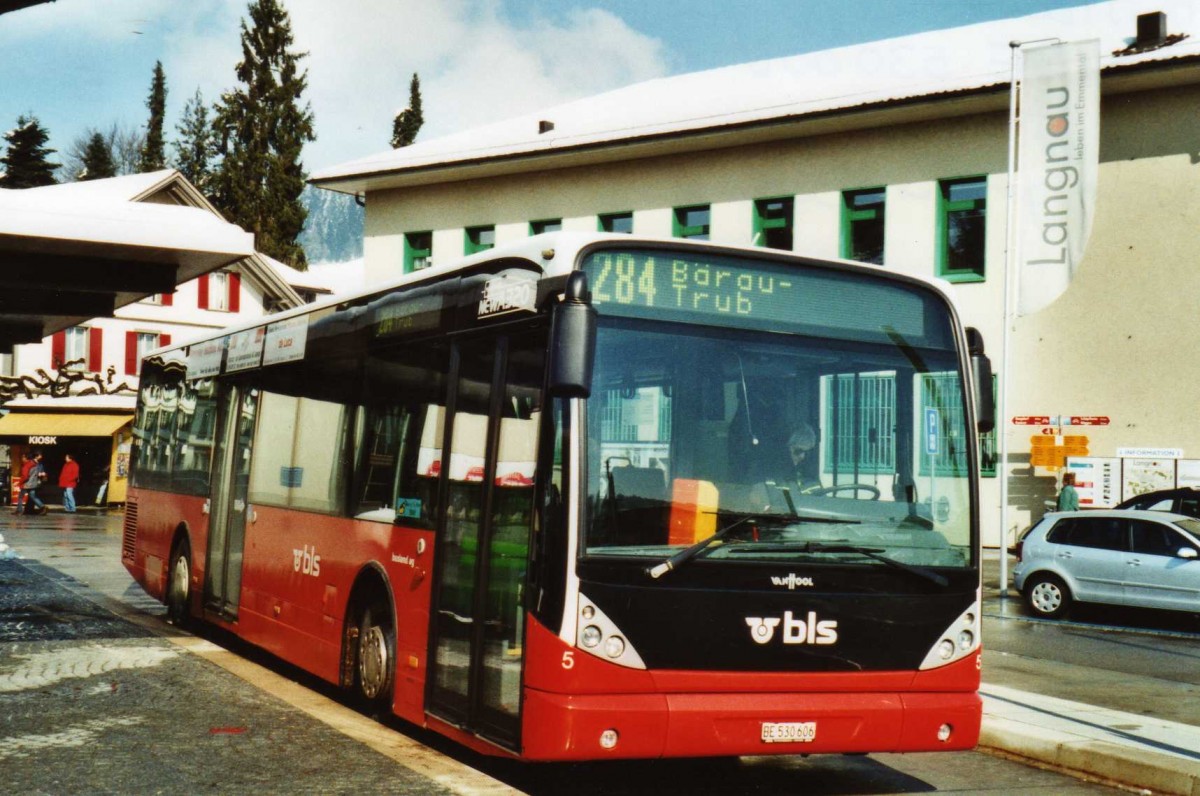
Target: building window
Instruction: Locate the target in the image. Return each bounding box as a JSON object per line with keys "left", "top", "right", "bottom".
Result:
{"left": 823, "top": 372, "right": 896, "bottom": 475}
{"left": 405, "top": 231, "right": 432, "bottom": 272}
{"left": 125, "top": 331, "right": 171, "bottom": 376}
{"left": 53, "top": 326, "right": 103, "bottom": 372}
{"left": 465, "top": 225, "right": 495, "bottom": 255}
{"left": 198, "top": 272, "right": 239, "bottom": 312}
{"left": 673, "top": 204, "right": 710, "bottom": 240}
{"left": 208, "top": 272, "right": 229, "bottom": 311}
{"left": 65, "top": 327, "right": 88, "bottom": 363}
{"left": 530, "top": 218, "right": 562, "bottom": 235}
{"left": 938, "top": 177, "right": 987, "bottom": 282}
{"left": 841, "top": 188, "right": 885, "bottom": 264}
{"left": 599, "top": 212, "right": 633, "bottom": 234}
{"left": 753, "top": 197, "right": 794, "bottom": 250}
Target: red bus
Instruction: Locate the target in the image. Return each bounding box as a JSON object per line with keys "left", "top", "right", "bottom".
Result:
{"left": 122, "top": 233, "right": 994, "bottom": 761}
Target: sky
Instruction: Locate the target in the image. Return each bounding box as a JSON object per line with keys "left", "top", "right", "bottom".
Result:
{"left": 0, "top": 0, "right": 1104, "bottom": 175}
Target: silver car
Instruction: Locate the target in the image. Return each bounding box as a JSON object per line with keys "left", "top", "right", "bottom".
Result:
{"left": 1011, "top": 510, "right": 1200, "bottom": 619}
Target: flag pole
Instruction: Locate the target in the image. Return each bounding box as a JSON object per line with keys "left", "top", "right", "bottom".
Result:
{"left": 998, "top": 41, "right": 1020, "bottom": 600}
{"left": 999, "top": 37, "right": 1058, "bottom": 599}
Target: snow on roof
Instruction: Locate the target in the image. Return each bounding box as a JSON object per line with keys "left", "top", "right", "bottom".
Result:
{"left": 314, "top": 0, "right": 1200, "bottom": 185}
{"left": 0, "top": 185, "right": 254, "bottom": 258}
{"left": 21, "top": 169, "right": 176, "bottom": 203}
{"left": 260, "top": 253, "right": 366, "bottom": 296}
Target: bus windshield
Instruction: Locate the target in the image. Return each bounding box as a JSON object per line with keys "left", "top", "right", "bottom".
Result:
{"left": 581, "top": 248, "right": 976, "bottom": 573}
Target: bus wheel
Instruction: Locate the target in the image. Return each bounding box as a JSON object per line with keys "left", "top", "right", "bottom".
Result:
{"left": 356, "top": 599, "right": 396, "bottom": 706}
{"left": 167, "top": 540, "right": 192, "bottom": 628}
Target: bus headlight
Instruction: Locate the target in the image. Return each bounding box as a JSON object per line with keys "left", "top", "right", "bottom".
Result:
{"left": 604, "top": 635, "right": 626, "bottom": 658}
{"left": 957, "top": 630, "right": 974, "bottom": 651}
{"left": 937, "top": 640, "right": 955, "bottom": 660}
{"left": 581, "top": 625, "right": 602, "bottom": 648}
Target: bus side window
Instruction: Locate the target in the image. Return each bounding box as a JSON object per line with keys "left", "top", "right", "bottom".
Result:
{"left": 356, "top": 340, "right": 449, "bottom": 527}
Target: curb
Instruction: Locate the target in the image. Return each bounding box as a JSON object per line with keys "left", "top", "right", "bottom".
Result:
{"left": 980, "top": 712, "right": 1200, "bottom": 796}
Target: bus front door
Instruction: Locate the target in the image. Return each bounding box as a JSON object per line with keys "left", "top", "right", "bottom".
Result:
{"left": 428, "top": 331, "right": 544, "bottom": 750}
{"left": 204, "top": 385, "right": 258, "bottom": 619}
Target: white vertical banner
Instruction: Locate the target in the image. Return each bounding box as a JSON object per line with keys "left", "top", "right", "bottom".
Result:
{"left": 1017, "top": 40, "right": 1100, "bottom": 316}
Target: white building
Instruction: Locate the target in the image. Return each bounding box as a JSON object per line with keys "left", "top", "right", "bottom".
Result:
{"left": 313, "top": 0, "right": 1200, "bottom": 547}
{"left": 0, "top": 169, "right": 307, "bottom": 505}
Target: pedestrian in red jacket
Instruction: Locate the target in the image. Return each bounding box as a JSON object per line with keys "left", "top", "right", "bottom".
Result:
{"left": 59, "top": 454, "right": 80, "bottom": 513}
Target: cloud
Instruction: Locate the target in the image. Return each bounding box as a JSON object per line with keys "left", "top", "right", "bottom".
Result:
{"left": 285, "top": 1, "right": 670, "bottom": 170}
{"left": 0, "top": 0, "right": 671, "bottom": 175}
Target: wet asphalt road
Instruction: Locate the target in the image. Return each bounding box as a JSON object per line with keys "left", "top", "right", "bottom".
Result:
{"left": 0, "top": 510, "right": 1134, "bottom": 795}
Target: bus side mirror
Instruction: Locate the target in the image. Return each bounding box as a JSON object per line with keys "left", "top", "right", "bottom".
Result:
{"left": 548, "top": 272, "right": 596, "bottom": 398}
{"left": 966, "top": 327, "right": 995, "bottom": 434}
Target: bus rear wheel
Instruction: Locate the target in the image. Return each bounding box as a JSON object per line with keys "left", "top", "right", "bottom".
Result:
{"left": 167, "top": 540, "right": 192, "bottom": 628}
{"left": 355, "top": 599, "right": 396, "bottom": 707}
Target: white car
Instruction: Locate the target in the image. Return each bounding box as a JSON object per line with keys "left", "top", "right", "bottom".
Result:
{"left": 1011, "top": 510, "right": 1200, "bottom": 619}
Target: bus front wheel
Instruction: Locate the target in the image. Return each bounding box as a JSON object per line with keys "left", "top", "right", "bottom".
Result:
{"left": 355, "top": 599, "right": 396, "bottom": 707}
{"left": 166, "top": 540, "right": 192, "bottom": 628}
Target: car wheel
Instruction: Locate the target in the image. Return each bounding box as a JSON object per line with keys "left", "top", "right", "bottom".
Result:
{"left": 1025, "top": 573, "right": 1071, "bottom": 619}
{"left": 167, "top": 540, "right": 192, "bottom": 628}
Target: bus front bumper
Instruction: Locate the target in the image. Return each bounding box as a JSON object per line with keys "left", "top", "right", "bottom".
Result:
{"left": 521, "top": 688, "right": 981, "bottom": 760}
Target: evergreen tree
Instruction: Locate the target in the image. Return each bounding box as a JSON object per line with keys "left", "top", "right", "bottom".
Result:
{"left": 172, "top": 88, "right": 216, "bottom": 192}
{"left": 0, "top": 114, "right": 59, "bottom": 188}
{"left": 138, "top": 61, "right": 168, "bottom": 172}
{"left": 212, "top": 0, "right": 315, "bottom": 269}
{"left": 79, "top": 131, "right": 117, "bottom": 181}
{"left": 390, "top": 72, "right": 424, "bottom": 148}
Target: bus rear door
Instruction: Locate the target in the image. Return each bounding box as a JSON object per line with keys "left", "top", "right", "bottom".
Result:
{"left": 204, "top": 384, "right": 258, "bottom": 619}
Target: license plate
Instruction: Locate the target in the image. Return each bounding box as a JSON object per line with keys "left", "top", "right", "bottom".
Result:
{"left": 761, "top": 721, "right": 816, "bottom": 743}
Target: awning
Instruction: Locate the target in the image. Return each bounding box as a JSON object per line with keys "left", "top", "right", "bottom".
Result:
{"left": 0, "top": 412, "right": 133, "bottom": 439}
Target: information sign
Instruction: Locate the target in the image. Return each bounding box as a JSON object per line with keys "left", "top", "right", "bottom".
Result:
{"left": 1121, "top": 458, "right": 1176, "bottom": 502}
{"left": 1066, "top": 457, "right": 1119, "bottom": 507}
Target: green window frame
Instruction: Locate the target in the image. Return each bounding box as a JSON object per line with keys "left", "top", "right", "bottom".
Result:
{"left": 840, "top": 188, "right": 885, "bottom": 264}
{"left": 919, "top": 373, "right": 969, "bottom": 478}
{"left": 673, "top": 204, "right": 710, "bottom": 240}
{"left": 404, "top": 231, "right": 432, "bottom": 273}
{"left": 937, "top": 177, "right": 987, "bottom": 282}
{"left": 465, "top": 225, "right": 495, "bottom": 255}
{"left": 753, "top": 197, "right": 794, "bottom": 250}
{"left": 822, "top": 372, "right": 896, "bottom": 476}
{"left": 598, "top": 211, "right": 633, "bottom": 234}
{"left": 530, "top": 218, "right": 562, "bottom": 235}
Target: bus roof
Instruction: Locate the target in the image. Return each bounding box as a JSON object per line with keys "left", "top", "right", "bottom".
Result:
{"left": 143, "top": 231, "right": 959, "bottom": 360}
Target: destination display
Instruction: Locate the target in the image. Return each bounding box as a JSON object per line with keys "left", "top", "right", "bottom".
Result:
{"left": 580, "top": 248, "right": 941, "bottom": 344}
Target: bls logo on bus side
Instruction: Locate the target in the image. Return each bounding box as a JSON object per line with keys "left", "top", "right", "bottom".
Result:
{"left": 292, "top": 545, "right": 321, "bottom": 577}
{"left": 745, "top": 611, "right": 838, "bottom": 645}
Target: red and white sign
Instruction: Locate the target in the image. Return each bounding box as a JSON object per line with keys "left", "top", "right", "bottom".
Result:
{"left": 1067, "top": 416, "right": 1109, "bottom": 426}
{"left": 1012, "top": 416, "right": 1051, "bottom": 426}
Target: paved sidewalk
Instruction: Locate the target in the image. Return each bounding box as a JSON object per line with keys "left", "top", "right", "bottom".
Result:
{"left": 980, "top": 683, "right": 1200, "bottom": 796}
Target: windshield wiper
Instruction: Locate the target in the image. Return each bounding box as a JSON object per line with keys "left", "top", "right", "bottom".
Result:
{"left": 647, "top": 513, "right": 864, "bottom": 580}
{"left": 730, "top": 540, "right": 949, "bottom": 587}
{"left": 647, "top": 514, "right": 766, "bottom": 579}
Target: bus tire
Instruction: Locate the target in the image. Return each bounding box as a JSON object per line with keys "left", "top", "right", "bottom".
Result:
{"left": 167, "top": 539, "right": 192, "bottom": 628}
{"left": 355, "top": 597, "right": 396, "bottom": 707}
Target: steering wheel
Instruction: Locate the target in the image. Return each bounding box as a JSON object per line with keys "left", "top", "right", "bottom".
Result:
{"left": 806, "top": 483, "right": 881, "bottom": 500}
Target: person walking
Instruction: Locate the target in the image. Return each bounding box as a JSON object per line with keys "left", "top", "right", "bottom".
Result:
{"left": 1056, "top": 471, "right": 1080, "bottom": 512}
{"left": 58, "top": 453, "right": 80, "bottom": 513}
{"left": 14, "top": 453, "right": 34, "bottom": 514}
{"left": 20, "top": 452, "right": 47, "bottom": 515}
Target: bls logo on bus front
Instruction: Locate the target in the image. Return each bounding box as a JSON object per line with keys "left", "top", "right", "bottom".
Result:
{"left": 746, "top": 611, "right": 838, "bottom": 645}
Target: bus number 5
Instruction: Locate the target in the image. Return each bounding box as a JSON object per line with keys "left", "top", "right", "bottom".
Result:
{"left": 562, "top": 651, "right": 575, "bottom": 670}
